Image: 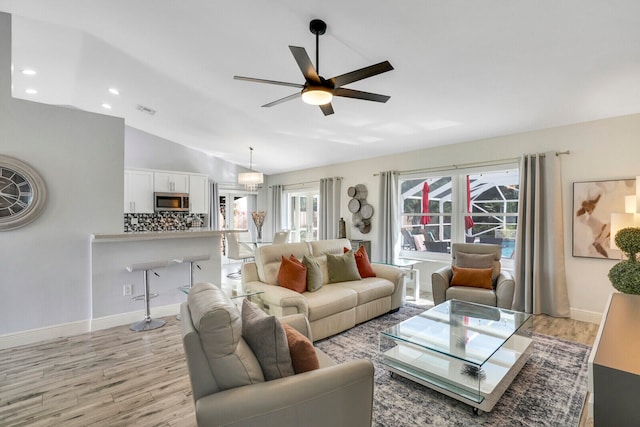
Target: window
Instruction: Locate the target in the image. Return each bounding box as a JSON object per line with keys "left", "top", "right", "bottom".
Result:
{"left": 399, "top": 166, "right": 519, "bottom": 260}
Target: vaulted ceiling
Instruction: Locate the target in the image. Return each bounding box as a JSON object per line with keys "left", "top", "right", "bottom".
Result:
{"left": 2, "top": 0, "right": 640, "bottom": 174}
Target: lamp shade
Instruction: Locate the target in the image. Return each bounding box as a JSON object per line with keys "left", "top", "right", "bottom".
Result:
{"left": 238, "top": 146, "right": 263, "bottom": 191}
{"left": 610, "top": 176, "right": 640, "bottom": 252}
{"left": 611, "top": 212, "right": 640, "bottom": 251}
{"left": 238, "top": 171, "right": 263, "bottom": 191}
{"left": 636, "top": 176, "right": 640, "bottom": 213}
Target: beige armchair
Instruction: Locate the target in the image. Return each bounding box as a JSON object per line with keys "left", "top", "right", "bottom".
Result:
{"left": 180, "top": 283, "right": 374, "bottom": 427}
{"left": 431, "top": 243, "right": 515, "bottom": 309}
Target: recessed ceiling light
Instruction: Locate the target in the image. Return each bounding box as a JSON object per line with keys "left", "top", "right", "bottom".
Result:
{"left": 102, "top": 103, "right": 112, "bottom": 110}
{"left": 108, "top": 88, "right": 119, "bottom": 95}
{"left": 21, "top": 69, "right": 36, "bottom": 76}
{"left": 25, "top": 88, "right": 38, "bottom": 94}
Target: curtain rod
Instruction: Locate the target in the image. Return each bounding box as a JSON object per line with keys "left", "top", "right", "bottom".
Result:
{"left": 269, "top": 176, "right": 343, "bottom": 189}
{"left": 374, "top": 150, "right": 570, "bottom": 176}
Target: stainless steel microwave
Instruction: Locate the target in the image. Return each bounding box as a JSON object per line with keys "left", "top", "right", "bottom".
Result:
{"left": 154, "top": 192, "right": 189, "bottom": 212}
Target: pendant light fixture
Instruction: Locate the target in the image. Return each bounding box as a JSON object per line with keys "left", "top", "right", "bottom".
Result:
{"left": 238, "top": 146, "right": 263, "bottom": 191}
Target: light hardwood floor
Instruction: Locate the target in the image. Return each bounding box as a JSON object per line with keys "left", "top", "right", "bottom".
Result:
{"left": 0, "top": 293, "right": 599, "bottom": 427}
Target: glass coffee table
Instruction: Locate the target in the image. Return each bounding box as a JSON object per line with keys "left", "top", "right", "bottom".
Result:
{"left": 379, "top": 300, "right": 533, "bottom": 414}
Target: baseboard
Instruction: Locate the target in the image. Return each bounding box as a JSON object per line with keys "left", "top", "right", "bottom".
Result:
{"left": 0, "top": 319, "right": 90, "bottom": 350}
{"left": 0, "top": 303, "right": 181, "bottom": 350}
{"left": 90, "top": 303, "right": 181, "bottom": 331}
{"left": 570, "top": 307, "right": 602, "bottom": 324}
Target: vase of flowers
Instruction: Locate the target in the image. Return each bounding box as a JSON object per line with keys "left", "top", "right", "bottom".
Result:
{"left": 252, "top": 210, "right": 266, "bottom": 242}
{"left": 608, "top": 227, "right": 640, "bottom": 294}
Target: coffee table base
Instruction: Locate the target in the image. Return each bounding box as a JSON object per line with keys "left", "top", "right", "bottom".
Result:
{"left": 382, "top": 337, "right": 533, "bottom": 413}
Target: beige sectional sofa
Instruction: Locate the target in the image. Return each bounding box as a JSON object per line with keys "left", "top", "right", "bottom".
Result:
{"left": 242, "top": 238, "right": 405, "bottom": 341}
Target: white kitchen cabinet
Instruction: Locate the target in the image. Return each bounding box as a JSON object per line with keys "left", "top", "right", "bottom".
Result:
{"left": 124, "top": 170, "right": 154, "bottom": 213}
{"left": 189, "top": 174, "right": 209, "bottom": 213}
{"left": 154, "top": 172, "right": 189, "bottom": 193}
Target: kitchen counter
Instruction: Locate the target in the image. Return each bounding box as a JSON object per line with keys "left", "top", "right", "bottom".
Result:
{"left": 91, "top": 228, "right": 247, "bottom": 243}
{"left": 89, "top": 228, "right": 246, "bottom": 328}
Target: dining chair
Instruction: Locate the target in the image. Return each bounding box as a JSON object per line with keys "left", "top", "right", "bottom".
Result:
{"left": 272, "top": 230, "right": 290, "bottom": 245}
{"left": 226, "top": 232, "right": 255, "bottom": 279}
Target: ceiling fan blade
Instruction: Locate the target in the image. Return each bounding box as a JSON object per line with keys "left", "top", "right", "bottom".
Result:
{"left": 330, "top": 61, "right": 394, "bottom": 88}
{"left": 234, "top": 75, "right": 304, "bottom": 88}
{"left": 262, "top": 92, "right": 301, "bottom": 108}
{"left": 289, "top": 46, "right": 321, "bottom": 85}
{"left": 320, "top": 103, "right": 334, "bottom": 116}
{"left": 333, "top": 88, "right": 390, "bottom": 103}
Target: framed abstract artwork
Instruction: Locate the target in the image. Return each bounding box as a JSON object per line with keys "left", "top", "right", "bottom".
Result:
{"left": 572, "top": 178, "right": 636, "bottom": 259}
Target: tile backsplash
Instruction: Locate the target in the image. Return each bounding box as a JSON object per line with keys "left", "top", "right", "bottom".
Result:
{"left": 124, "top": 212, "right": 206, "bottom": 232}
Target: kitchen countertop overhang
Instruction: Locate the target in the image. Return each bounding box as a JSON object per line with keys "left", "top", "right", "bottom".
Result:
{"left": 91, "top": 229, "right": 248, "bottom": 243}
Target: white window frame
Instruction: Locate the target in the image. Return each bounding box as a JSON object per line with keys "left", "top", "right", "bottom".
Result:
{"left": 398, "top": 162, "right": 519, "bottom": 269}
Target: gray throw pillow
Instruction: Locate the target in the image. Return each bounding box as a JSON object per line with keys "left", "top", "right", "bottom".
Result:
{"left": 327, "top": 250, "right": 361, "bottom": 283}
{"left": 455, "top": 251, "right": 499, "bottom": 281}
{"left": 303, "top": 255, "right": 323, "bottom": 292}
{"left": 241, "top": 299, "right": 295, "bottom": 380}
{"left": 455, "top": 251, "right": 494, "bottom": 268}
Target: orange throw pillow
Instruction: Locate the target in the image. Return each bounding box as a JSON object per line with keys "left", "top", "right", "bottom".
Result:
{"left": 282, "top": 323, "right": 320, "bottom": 374}
{"left": 450, "top": 266, "right": 493, "bottom": 290}
{"left": 277, "top": 255, "right": 307, "bottom": 293}
{"left": 344, "top": 245, "right": 376, "bottom": 278}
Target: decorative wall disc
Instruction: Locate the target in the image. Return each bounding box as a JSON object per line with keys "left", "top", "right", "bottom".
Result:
{"left": 348, "top": 198, "right": 361, "bottom": 213}
{"left": 360, "top": 203, "right": 374, "bottom": 219}
{"left": 354, "top": 184, "right": 368, "bottom": 200}
{"left": 347, "top": 183, "right": 372, "bottom": 234}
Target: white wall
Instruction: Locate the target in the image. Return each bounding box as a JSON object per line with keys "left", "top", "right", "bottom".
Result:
{"left": 266, "top": 113, "right": 640, "bottom": 322}
{"left": 0, "top": 13, "right": 124, "bottom": 335}
{"left": 124, "top": 126, "right": 249, "bottom": 185}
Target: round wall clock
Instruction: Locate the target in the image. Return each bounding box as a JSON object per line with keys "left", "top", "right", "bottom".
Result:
{"left": 0, "top": 155, "right": 47, "bottom": 231}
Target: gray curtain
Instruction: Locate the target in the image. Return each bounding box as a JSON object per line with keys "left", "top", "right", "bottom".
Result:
{"left": 271, "top": 184, "right": 283, "bottom": 232}
{"left": 513, "top": 152, "right": 570, "bottom": 317}
{"left": 208, "top": 181, "right": 220, "bottom": 229}
{"left": 379, "top": 171, "right": 399, "bottom": 263}
{"left": 319, "top": 177, "right": 342, "bottom": 240}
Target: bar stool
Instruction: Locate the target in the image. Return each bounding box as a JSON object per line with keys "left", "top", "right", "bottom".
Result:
{"left": 126, "top": 259, "right": 170, "bottom": 331}
{"left": 173, "top": 254, "right": 210, "bottom": 320}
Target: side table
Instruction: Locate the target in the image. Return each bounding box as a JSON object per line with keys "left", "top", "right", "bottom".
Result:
{"left": 375, "top": 258, "right": 421, "bottom": 302}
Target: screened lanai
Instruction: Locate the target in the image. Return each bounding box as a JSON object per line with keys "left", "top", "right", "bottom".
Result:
{"left": 400, "top": 169, "right": 520, "bottom": 258}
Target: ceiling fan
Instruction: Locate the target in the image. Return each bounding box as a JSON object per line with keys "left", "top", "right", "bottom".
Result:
{"left": 234, "top": 19, "right": 394, "bottom": 116}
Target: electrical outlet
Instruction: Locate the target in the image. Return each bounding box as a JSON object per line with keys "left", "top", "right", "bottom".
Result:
{"left": 123, "top": 284, "right": 133, "bottom": 296}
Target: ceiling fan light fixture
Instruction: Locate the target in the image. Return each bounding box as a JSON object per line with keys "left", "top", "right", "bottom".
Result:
{"left": 301, "top": 87, "right": 333, "bottom": 105}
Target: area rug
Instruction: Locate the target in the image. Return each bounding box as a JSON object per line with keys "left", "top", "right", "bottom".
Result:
{"left": 315, "top": 304, "right": 590, "bottom": 427}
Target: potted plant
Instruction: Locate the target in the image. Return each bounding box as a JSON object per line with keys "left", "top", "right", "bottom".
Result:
{"left": 608, "top": 227, "right": 640, "bottom": 294}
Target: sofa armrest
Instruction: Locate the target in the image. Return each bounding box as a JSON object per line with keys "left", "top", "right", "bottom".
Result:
{"left": 431, "top": 266, "right": 453, "bottom": 306}
{"left": 371, "top": 263, "right": 405, "bottom": 287}
{"left": 495, "top": 271, "right": 515, "bottom": 309}
{"left": 195, "top": 359, "right": 374, "bottom": 427}
{"left": 371, "top": 263, "right": 406, "bottom": 309}
{"left": 280, "top": 313, "right": 312, "bottom": 340}
{"left": 242, "top": 281, "right": 309, "bottom": 318}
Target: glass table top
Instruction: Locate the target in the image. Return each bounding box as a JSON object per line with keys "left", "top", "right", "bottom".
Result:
{"left": 375, "top": 258, "right": 422, "bottom": 268}
{"left": 180, "top": 285, "right": 263, "bottom": 300}
{"left": 381, "top": 300, "right": 531, "bottom": 366}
